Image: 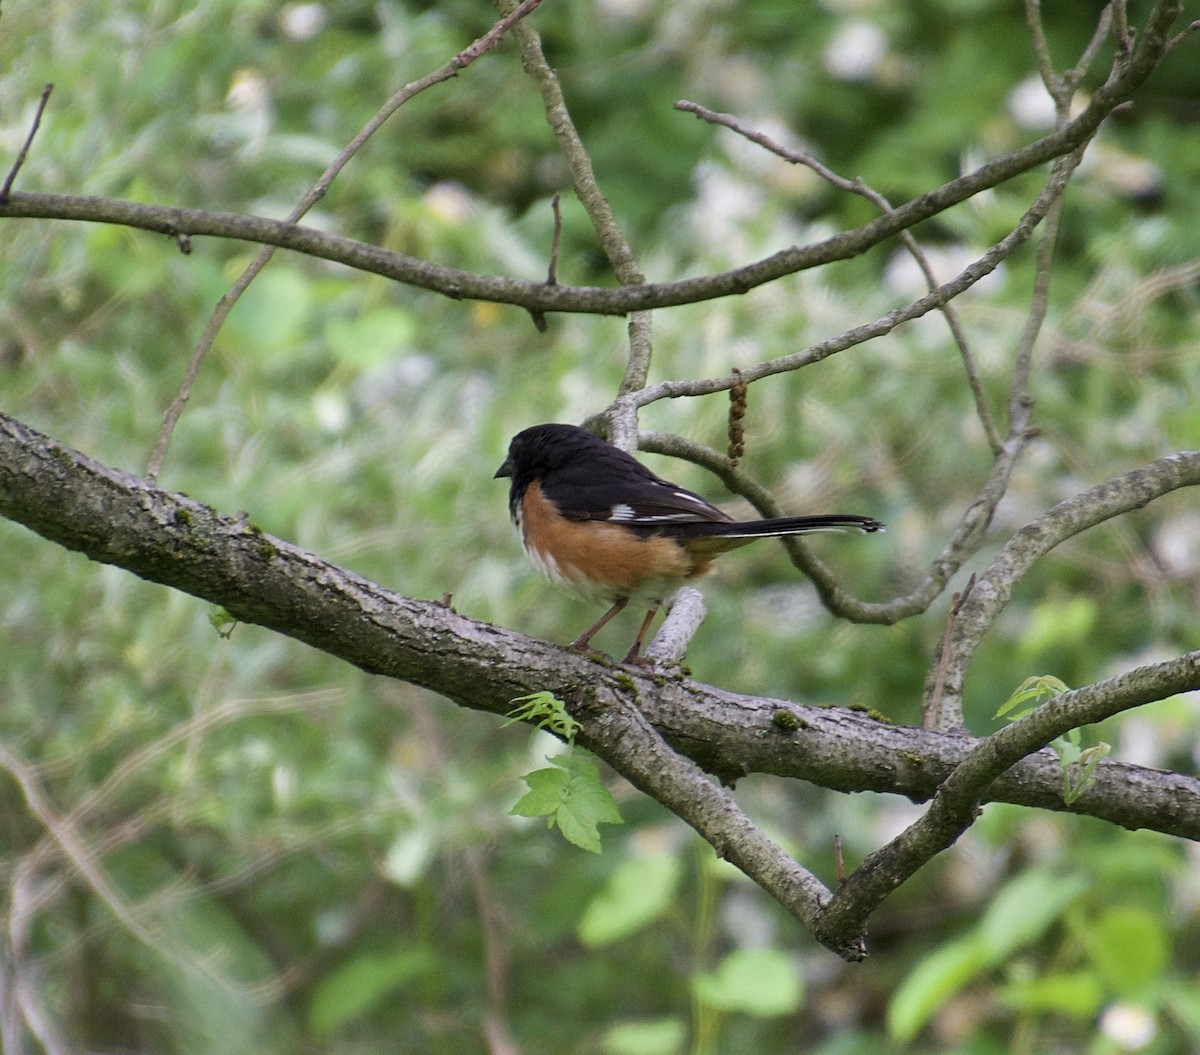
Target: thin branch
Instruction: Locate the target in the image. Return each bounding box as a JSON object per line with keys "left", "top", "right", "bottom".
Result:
{"left": 816, "top": 649, "right": 1200, "bottom": 949}
{"left": 505, "top": 2, "right": 641, "bottom": 285}
{"left": 546, "top": 193, "right": 562, "bottom": 285}
{"left": 145, "top": 0, "right": 544, "bottom": 480}
{"left": 623, "top": 142, "right": 1088, "bottom": 412}
{"left": 0, "top": 84, "right": 53, "bottom": 204}
{"left": 1010, "top": 2, "right": 1113, "bottom": 424}
{"left": 629, "top": 147, "right": 1089, "bottom": 626}
{"left": 1066, "top": 6, "right": 1117, "bottom": 92}
{"left": 1024, "top": 0, "right": 1060, "bottom": 98}
{"left": 923, "top": 575, "right": 976, "bottom": 731}
{"left": 0, "top": 0, "right": 1180, "bottom": 320}
{"left": 619, "top": 313, "right": 655, "bottom": 402}
{"left": 500, "top": 0, "right": 654, "bottom": 438}
{"left": 938, "top": 451, "right": 1200, "bottom": 717}
{"left": 643, "top": 587, "right": 707, "bottom": 666}
{"left": 639, "top": 424, "right": 1031, "bottom": 627}
{"left": 1008, "top": 194, "right": 1066, "bottom": 425}
{"left": 1112, "top": 0, "right": 1134, "bottom": 57}
{"left": 676, "top": 100, "right": 1003, "bottom": 453}
{"left": 573, "top": 688, "right": 864, "bottom": 960}
{"left": 1165, "top": 19, "right": 1200, "bottom": 51}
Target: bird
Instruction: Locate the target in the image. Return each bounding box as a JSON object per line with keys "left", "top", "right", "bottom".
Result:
{"left": 495, "top": 423, "right": 883, "bottom": 665}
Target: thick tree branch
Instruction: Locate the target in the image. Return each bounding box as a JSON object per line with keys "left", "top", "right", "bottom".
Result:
{"left": 2, "top": 409, "right": 1195, "bottom": 834}
{"left": 3, "top": 411, "right": 1199, "bottom": 958}
{"left": 572, "top": 687, "right": 862, "bottom": 960}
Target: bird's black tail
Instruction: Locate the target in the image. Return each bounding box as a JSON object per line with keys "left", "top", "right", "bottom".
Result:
{"left": 668, "top": 514, "right": 884, "bottom": 540}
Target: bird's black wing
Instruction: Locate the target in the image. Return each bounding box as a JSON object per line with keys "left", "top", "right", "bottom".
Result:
{"left": 538, "top": 443, "right": 732, "bottom": 528}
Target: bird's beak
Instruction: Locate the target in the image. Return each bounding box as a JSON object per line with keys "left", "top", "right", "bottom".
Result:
{"left": 494, "top": 456, "right": 513, "bottom": 479}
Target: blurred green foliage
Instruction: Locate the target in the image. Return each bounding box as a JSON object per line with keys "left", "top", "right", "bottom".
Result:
{"left": 2, "top": 0, "right": 1200, "bottom": 1052}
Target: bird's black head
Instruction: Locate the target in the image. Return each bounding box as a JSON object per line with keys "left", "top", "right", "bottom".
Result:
{"left": 494, "top": 423, "right": 613, "bottom": 519}
{"left": 494, "top": 423, "right": 608, "bottom": 481}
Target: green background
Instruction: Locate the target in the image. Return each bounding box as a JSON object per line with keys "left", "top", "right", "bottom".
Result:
{"left": 2, "top": 1, "right": 1199, "bottom": 1051}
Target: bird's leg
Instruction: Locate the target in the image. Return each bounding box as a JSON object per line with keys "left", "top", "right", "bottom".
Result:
{"left": 569, "top": 597, "right": 629, "bottom": 652}
{"left": 620, "top": 605, "right": 660, "bottom": 667}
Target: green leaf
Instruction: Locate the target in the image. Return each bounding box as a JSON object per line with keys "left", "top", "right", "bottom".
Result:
{"left": 504, "top": 691, "right": 581, "bottom": 743}
{"left": 323, "top": 307, "right": 416, "bottom": 368}
{"left": 601, "top": 1017, "right": 686, "bottom": 1055}
{"left": 510, "top": 766, "right": 572, "bottom": 819}
{"left": 994, "top": 676, "right": 1109, "bottom": 804}
{"left": 308, "top": 948, "right": 435, "bottom": 1037}
{"left": 998, "top": 970, "right": 1104, "bottom": 1018}
{"left": 578, "top": 853, "right": 683, "bottom": 946}
{"left": 510, "top": 754, "right": 622, "bottom": 853}
{"left": 1062, "top": 741, "right": 1110, "bottom": 803}
{"left": 208, "top": 608, "right": 239, "bottom": 638}
{"left": 889, "top": 870, "right": 1088, "bottom": 1043}
{"left": 995, "top": 674, "right": 1070, "bottom": 720}
{"left": 887, "top": 937, "right": 985, "bottom": 1044}
{"left": 1085, "top": 907, "right": 1169, "bottom": 998}
{"left": 977, "top": 869, "right": 1088, "bottom": 960}
{"left": 692, "top": 947, "right": 803, "bottom": 1017}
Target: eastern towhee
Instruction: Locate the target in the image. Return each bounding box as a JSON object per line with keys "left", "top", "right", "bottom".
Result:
{"left": 495, "top": 423, "right": 883, "bottom": 664}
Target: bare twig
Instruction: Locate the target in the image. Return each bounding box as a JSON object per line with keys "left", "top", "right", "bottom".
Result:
{"left": 937, "top": 452, "right": 1200, "bottom": 718}
{"left": 619, "top": 313, "right": 655, "bottom": 401}
{"left": 528, "top": 191, "right": 565, "bottom": 332}
{"left": 145, "top": 0, "right": 544, "bottom": 480}
{"left": 1008, "top": 196, "right": 1065, "bottom": 426}
{"left": 622, "top": 142, "right": 1087, "bottom": 411}
{"left": 1165, "top": 19, "right": 1200, "bottom": 51}
{"left": 923, "top": 575, "right": 976, "bottom": 731}
{"left": 1011, "top": 1, "right": 1113, "bottom": 424}
{"left": 500, "top": 0, "right": 654, "bottom": 438}
{"left": 643, "top": 587, "right": 707, "bottom": 666}
{"left": 546, "top": 192, "right": 563, "bottom": 285}
{"left": 0, "top": 84, "right": 53, "bottom": 204}
{"left": 638, "top": 423, "right": 1031, "bottom": 628}
{"left": 0, "top": 6, "right": 1176, "bottom": 326}
{"left": 504, "top": 2, "right": 641, "bottom": 285}
{"left": 1112, "top": 0, "right": 1134, "bottom": 57}
{"left": 1024, "top": 0, "right": 1060, "bottom": 97}
{"left": 817, "top": 649, "right": 1200, "bottom": 949}
{"left": 676, "top": 100, "right": 1004, "bottom": 453}
{"left": 1065, "top": 6, "right": 1117, "bottom": 92}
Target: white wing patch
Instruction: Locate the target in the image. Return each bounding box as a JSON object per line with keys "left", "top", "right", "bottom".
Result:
{"left": 605, "top": 490, "right": 717, "bottom": 524}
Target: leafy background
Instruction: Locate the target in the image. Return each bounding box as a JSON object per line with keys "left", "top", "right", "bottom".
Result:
{"left": 2, "top": 0, "right": 1199, "bottom": 1051}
